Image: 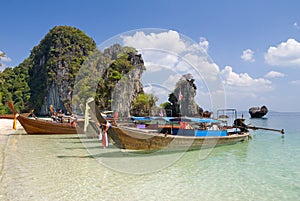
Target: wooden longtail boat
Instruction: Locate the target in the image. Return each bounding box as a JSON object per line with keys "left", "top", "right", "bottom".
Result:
{"left": 7, "top": 101, "right": 82, "bottom": 134}
{"left": 87, "top": 100, "right": 250, "bottom": 151}
{"left": 107, "top": 125, "right": 250, "bottom": 151}
{"left": 0, "top": 113, "right": 31, "bottom": 119}
{"left": 15, "top": 114, "right": 81, "bottom": 134}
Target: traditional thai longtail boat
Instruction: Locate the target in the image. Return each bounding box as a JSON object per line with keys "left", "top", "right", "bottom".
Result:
{"left": 7, "top": 101, "right": 82, "bottom": 134}
{"left": 87, "top": 100, "right": 252, "bottom": 151}
{"left": 0, "top": 112, "right": 31, "bottom": 119}
{"left": 14, "top": 114, "right": 81, "bottom": 134}
{"left": 106, "top": 124, "right": 250, "bottom": 151}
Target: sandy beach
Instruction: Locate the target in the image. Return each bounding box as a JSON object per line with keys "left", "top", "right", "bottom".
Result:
{"left": 0, "top": 119, "right": 25, "bottom": 166}
{"left": 0, "top": 119, "right": 109, "bottom": 200}
{"left": 0, "top": 119, "right": 24, "bottom": 135}
{"left": 0, "top": 119, "right": 25, "bottom": 160}
{"left": 0, "top": 119, "right": 25, "bottom": 186}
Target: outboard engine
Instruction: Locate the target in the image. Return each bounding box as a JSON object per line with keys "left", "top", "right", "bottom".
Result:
{"left": 233, "top": 118, "right": 249, "bottom": 132}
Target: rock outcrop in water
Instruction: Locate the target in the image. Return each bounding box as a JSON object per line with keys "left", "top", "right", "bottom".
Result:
{"left": 249, "top": 105, "right": 268, "bottom": 118}
{"left": 164, "top": 74, "right": 204, "bottom": 117}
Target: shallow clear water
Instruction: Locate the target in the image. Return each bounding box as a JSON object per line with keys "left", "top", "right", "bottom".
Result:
{"left": 0, "top": 112, "right": 299, "bottom": 201}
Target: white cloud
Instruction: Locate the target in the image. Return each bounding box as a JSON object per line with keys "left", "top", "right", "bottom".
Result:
{"left": 294, "top": 22, "right": 300, "bottom": 29}
{"left": 290, "top": 80, "right": 300, "bottom": 85}
{"left": 121, "top": 30, "right": 227, "bottom": 109}
{"left": 241, "top": 49, "right": 255, "bottom": 62}
{"left": 177, "top": 53, "right": 220, "bottom": 76}
{"left": 162, "top": 74, "right": 182, "bottom": 90}
{"left": 122, "top": 30, "right": 222, "bottom": 83}
{"left": 123, "top": 31, "right": 187, "bottom": 74}
{"left": 122, "top": 30, "right": 187, "bottom": 53}
{"left": 265, "top": 38, "right": 300, "bottom": 66}
{"left": 121, "top": 30, "right": 274, "bottom": 110}
{"left": 143, "top": 83, "right": 173, "bottom": 104}
{"left": 220, "top": 66, "right": 272, "bottom": 92}
{"left": 264, "top": 71, "right": 285, "bottom": 78}
{"left": 199, "top": 37, "right": 209, "bottom": 52}
{"left": 140, "top": 50, "right": 179, "bottom": 72}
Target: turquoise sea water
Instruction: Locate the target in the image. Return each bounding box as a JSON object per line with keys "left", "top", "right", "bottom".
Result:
{"left": 0, "top": 112, "right": 299, "bottom": 201}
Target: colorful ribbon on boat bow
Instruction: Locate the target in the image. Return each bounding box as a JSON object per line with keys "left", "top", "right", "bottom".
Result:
{"left": 13, "top": 113, "right": 19, "bottom": 130}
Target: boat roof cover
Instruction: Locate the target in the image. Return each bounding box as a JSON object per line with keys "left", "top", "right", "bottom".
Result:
{"left": 131, "top": 116, "right": 221, "bottom": 123}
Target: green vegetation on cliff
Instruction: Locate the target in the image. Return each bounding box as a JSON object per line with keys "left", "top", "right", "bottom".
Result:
{"left": 131, "top": 94, "right": 158, "bottom": 116}
{"left": 96, "top": 46, "right": 137, "bottom": 110}
{"left": 0, "top": 26, "right": 96, "bottom": 114}
{"left": 0, "top": 51, "right": 6, "bottom": 67}
{"left": 28, "top": 26, "right": 96, "bottom": 113}
{"left": 0, "top": 58, "right": 31, "bottom": 113}
{"left": 73, "top": 44, "right": 155, "bottom": 117}
{"left": 0, "top": 26, "right": 156, "bottom": 116}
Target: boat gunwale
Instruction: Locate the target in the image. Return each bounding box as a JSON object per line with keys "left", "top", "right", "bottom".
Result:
{"left": 0, "top": 113, "right": 31, "bottom": 119}
{"left": 115, "top": 125, "right": 250, "bottom": 139}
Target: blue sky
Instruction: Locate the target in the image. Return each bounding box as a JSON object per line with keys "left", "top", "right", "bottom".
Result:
{"left": 1, "top": 0, "right": 300, "bottom": 112}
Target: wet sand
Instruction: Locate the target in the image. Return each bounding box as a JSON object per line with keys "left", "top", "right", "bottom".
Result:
{"left": 0, "top": 119, "right": 24, "bottom": 179}
{"left": 0, "top": 120, "right": 110, "bottom": 200}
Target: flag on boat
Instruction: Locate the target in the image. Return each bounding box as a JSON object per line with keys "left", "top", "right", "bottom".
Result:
{"left": 113, "top": 112, "right": 118, "bottom": 119}
{"left": 102, "top": 132, "right": 109, "bottom": 148}
{"left": 102, "top": 121, "right": 111, "bottom": 148}
{"left": 13, "top": 113, "right": 17, "bottom": 130}
{"left": 159, "top": 110, "right": 163, "bottom": 117}
{"left": 179, "top": 90, "right": 183, "bottom": 101}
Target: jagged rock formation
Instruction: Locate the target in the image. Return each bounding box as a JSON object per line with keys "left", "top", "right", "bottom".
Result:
{"left": 111, "top": 52, "right": 145, "bottom": 117}
{"left": 95, "top": 44, "right": 146, "bottom": 117}
{"left": 164, "top": 74, "right": 204, "bottom": 117}
{"left": 249, "top": 105, "right": 268, "bottom": 118}
{"left": 72, "top": 43, "right": 146, "bottom": 117}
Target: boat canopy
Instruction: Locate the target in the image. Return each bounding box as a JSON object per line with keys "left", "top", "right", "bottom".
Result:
{"left": 131, "top": 116, "right": 221, "bottom": 123}
{"left": 188, "top": 117, "right": 221, "bottom": 123}
{"left": 130, "top": 116, "right": 153, "bottom": 121}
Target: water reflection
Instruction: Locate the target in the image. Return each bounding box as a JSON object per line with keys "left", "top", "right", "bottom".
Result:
{"left": 77, "top": 134, "right": 251, "bottom": 174}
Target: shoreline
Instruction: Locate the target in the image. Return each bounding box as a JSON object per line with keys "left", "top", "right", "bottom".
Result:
{"left": 0, "top": 119, "right": 24, "bottom": 136}
{"left": 0, "top": 119, "right": 25, "bottom": 196}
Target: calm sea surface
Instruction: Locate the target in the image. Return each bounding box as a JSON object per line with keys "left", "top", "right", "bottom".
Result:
{"left": 0, "top": 112, "right": 299, "bottom": 201}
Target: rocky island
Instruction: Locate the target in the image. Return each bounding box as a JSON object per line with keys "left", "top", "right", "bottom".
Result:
{"left": 249, "top": 105, "right": 268, "bottom": 118}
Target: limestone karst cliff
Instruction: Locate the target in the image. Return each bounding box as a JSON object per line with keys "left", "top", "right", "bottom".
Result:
{"left": 95, "top": 44, "right": 146, "bottom": 117}
{"left": 0, "top": 26, "right": 204, "bottom": 117}
{"left": 164, "top": 74, "right": 204, "bottom": 117}
{"left": 28, "top": 26, "right": 96, "bottom": 115}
